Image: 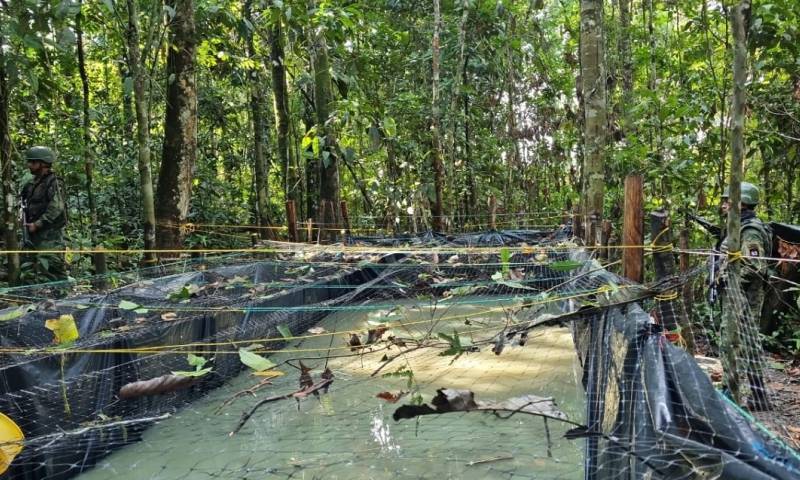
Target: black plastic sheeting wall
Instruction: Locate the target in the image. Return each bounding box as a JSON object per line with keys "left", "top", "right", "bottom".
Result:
{"left": 0, "top": 258, "right": 397, "bottom": 480}
{"left": 574, "top": 262, "right": 800, "bottom": 480}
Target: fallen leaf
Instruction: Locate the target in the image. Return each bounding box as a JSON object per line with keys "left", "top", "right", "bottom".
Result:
{"left": 298, "top": 361, "right": 313, "bottom": 389}
{"left": 376, "top": 391, "right": 407, "bottom": 403}
{"left": 348, "top": 333, "right": 363, "bottom": 351}
{"left": 161, "top": 312, "right": 178, "bottom": 321}
{"left": 308, "top": 327, "right": 327, "bottom": 335}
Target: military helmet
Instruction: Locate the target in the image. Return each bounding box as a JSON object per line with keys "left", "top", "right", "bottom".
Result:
{"left": 24, "top": 146, "right": 55, "bottom": 165}
{"left": 721, "top": 182, "right": 760, "bottom": 206}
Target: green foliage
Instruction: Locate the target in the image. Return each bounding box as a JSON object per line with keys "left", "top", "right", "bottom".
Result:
{"left": 173, "top": 353, "right": 213, "bottom": 377}
{"left": 237, "top": 348, "right": 277, "bottom": 372}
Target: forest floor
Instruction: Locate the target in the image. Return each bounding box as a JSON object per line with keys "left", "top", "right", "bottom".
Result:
{"left": 759, "top": 357, "right": 800, "bottom": 451}
{"left": 696, "top": 353, "right": 800, "bottom": 451}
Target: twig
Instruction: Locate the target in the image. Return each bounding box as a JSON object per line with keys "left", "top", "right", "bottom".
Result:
{"left": 544, "top": 417, "right": 552, "bottom": 458}
{"left": 370, "top": 343, "right": 430, "bottom": 377}
{"left": 465, "top": 454, "right": 514, "bottom": 466}
{"left": 214, "top": 377, "right": 274, "bottom": 414}
{"left": 229, "top": 378, "right": 333, "bottom": 436}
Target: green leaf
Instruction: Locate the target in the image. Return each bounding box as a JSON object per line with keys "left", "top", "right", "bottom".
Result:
{"left": 548, "top": 260, "right": 584, "bottom": 272}
{"left": 0, "top": 307, "right": 26, "bottom": 322}
{"left": 118, "top": 300, "right": 140, "bottom": 311}
{"left": 134, "top": 308, "right": 149, "bottom": 314}
{"left": 187, "top": 353, "right": 208, "bottom": 369}
{"left": 500, "top": 247, "right": 511, "bottom": 274}
{"left": 383, "top": 117, "right": 397, "bottom": 138}
{"left": 238, "top": 348, "right": 276, "bottom": 372}
{"left": 277, "top": 325, "right": 292, "bottom": 339}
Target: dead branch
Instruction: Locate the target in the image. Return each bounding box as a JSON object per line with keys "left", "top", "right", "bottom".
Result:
{"left": 214, "top": 377, "right": 274, "bottom": 414}
{"left": 229, "top": 378, "right": 333, "bottom": 436}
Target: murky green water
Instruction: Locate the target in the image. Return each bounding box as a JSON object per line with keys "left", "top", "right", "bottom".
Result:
{"left": 78, "top": 298, "right": 585, "bottom": 480}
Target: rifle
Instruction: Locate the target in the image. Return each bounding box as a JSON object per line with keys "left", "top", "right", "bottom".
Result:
{"left": 687, "top": 212, "right": 722, "bottom": 239}
{"left": 685, "top": 211, "right": 723, "bottom": 303}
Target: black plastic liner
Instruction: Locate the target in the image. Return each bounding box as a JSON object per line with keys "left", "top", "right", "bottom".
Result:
{"left": 0, "top": 258, "right": 398, "bottom": 480}
{"left": 2, "top": 228, "right": 800, "bottom": 480}
{"left": 573, "top": 261, "right": 800, "bottom": 480}
{"left": 348, "top": 226, "right": 572, "bottom": 247}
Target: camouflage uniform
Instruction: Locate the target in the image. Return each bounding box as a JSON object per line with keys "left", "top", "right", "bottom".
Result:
{"left": 21, "top": 149, "right": 67, "bottom": 283}
{"left": 718, "top": 182, "right": 771, "bottom": 409}
{"left": 720, "top": 213, "right": 772, "bottom": 327}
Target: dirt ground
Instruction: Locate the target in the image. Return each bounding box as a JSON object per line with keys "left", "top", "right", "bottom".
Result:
{"left": 695, "top": 353, "right": 800, "bottom": 450}
{"left": 759, "top": 359, "right": 800, "bottom": 451}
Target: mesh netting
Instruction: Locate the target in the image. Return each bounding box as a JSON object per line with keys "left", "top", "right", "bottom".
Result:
{"left": 0, "top": 229, "right": 798, "bottom": 480}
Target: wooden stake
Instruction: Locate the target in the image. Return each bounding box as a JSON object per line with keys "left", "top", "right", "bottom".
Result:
{"left": 600, "top": 220, "right": 612, "bottom": 260}
{"left": 622, "top": 174, "right": 643, "bottom": 283}
{"left": 679, "top": 226, "right": 692, "bottom": 321}
{"left": 489, "top": 195, "right": 497, "bottom": 231}
{"left": 286, "top": 200, "right": 298, "bottom": 242}
{"left": 316, "top": 201, "right": 326, "bottom": 244}
{"left": 340, "top": 200, "right": 351, "bottom": 238}
{"left": 650, "top": 210, "right": 695, "bottom": 352}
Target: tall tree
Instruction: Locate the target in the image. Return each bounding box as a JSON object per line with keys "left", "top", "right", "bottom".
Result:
{"left": 0, "top": 26, "right": 19, "bottom": 283}
{"left": 156, "top": 0, "right": 197, "bottom": 252}
{"left": 125, "top": 0, "right": 157, "bottom": 263}
{"left": 580, "top": 0, "right": 607, "bottom": 243}
{"left": 269, "top": 11, "right": 296, "bottom": 212}
{"left": 244, "top": 0, "right": 273, "bottom": 239}
{"left": 307, "top": 0, "right": 340, "bottom": 238}
{"left": 721, "top": 0, "right": 752, "bottom": 404}
{"left": 430, "top": 0, "right": 445, "bottom": 232}
{"left": 76, "top": 0, "right": 107, "bottom": 280}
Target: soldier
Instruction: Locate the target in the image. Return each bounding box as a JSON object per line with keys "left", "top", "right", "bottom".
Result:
{"left": 20, "top": 146, "right": 68, "bottom": 284}
{"left": 717, "top": 181, "right": 771, "bottom": 410}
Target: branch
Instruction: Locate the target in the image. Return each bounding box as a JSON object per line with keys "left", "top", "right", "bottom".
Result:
{"left": 214, "top": 376, "right": 274, "bottom": 414}
{"left": 229, "top": 378, "right": 333, "bottom": 436}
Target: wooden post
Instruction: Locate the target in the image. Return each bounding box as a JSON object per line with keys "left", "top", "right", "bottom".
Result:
{"left": 600, "top": 220, "right": 612, "bottom": 260}
{"left": 489, "top": 195, "right": 497, "bottom": 231}
{"left": 325, "top": 200, "right": 338, "bottom": 243}
{"left": 650, "top": 210, "right": 695, "bottom": 352}
{"left": 679, "top": 225, "right": 692, "bottom": 321}
{"left": 286, "top": 200, "right": 298, "bottom": 242}
{"left": 93, "top": 248, "right": 108, "bottom": 290}
{"left": 340, "top": 200, "right": 351, "bottom": 238}
{"left": 573, "top": 206, "right": 584, "bottom": 241}
{"left": 316, "top": 201, "right": 327, "bottom": 244}
{"left": 622, "top": 174, "right": 643, "bottom": 283}
{"left": 586, "top": 213, "right": 599, "bottom": 248}
{"left": 306, "top": 218, "right": 313, "bottom": 244}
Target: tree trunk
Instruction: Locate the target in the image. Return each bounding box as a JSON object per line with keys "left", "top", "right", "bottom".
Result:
{"left": 618, "top": 0, "right": 633, "bottom": 138}
{"left": 269, "top": 18, "right": 297, "bottom": 210}
{"left": 126, "top": 0, "right": 157, "bottom": 263}
{"left": 721, "top": 0, "right": 750, "bottom": 404}
{"left": 0, "top": 31, "right": 19, "bottom": 283}
{"left": 303, "top": 98, "right": 318, "bottom": 225}
{"left": 505, "top": 14, "right": 521, "bottom": 216}
{"left": 307, "top": 0, "right": 340, "bottom": 240}
{"left": 431, "top": 0, "right": 445, "bottom": 232}
{"left": 580, "top": 0, "right": 607, "bottom": 244}
{"left": 156, "top": 0, "right": 197, "bottom": 254}
{"left": 244, "top": 0, "right": 274, "bottom": 240}
{"left": 76, "top": 0, "right": 108, "bottom": 284}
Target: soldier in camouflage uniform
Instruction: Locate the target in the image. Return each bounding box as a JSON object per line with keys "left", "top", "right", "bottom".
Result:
{"left": 718, "top": 182, "right": 771, "bottom": 410}
{"left": 20, "top": 146, "right": 67, "bottom": 283}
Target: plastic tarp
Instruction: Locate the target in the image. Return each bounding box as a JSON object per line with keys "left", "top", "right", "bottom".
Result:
{"left": 572, "top": 261, "right": 800, "bottom": 480}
